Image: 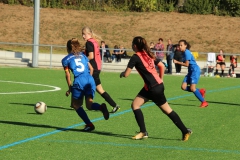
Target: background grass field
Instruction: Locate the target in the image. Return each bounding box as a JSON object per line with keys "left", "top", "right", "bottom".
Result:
{"left": 1, "top": 67, "right": 240, "bottom": 160}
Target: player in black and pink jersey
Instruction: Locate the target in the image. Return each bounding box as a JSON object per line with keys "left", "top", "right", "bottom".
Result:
{"left": 228, "top": 55, "right": 237, "bottom": 77}
{"left": 82, "top": 26, "right": 120, "bottom": 113}
{"left": 120, "top": 36, "right": 192, "bottom": 141}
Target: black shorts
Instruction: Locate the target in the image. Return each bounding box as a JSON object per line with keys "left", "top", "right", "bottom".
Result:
{"left": 92, "top": 70, "right": 101, "bottom": 86}
{"left": 138, "top": 83, "right": 167, "bottom": 106}
{"left": 217, "top": 62, "right": 225, "bottom": 66}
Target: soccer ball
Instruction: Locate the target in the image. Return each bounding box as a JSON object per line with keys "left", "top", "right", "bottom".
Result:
{"left": 35, "top": 102, "right": 47, "bottom": 114}
{"left": 232, "top": 74, "right": 236, "bottom": 78}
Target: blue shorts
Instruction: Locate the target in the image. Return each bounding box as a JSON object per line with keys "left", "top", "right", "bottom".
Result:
{"left": 183, "top": 65, "right": 200, "bottom": 84}
{"left": 71, "top": 75, "right": 96, "bottom": 100}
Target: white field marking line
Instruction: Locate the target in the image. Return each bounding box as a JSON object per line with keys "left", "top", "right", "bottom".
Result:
{"left": 0, "top": 80, "right": 61, "bottom": 94}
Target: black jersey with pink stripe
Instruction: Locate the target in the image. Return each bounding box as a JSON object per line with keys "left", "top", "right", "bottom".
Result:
{"left": 127, "top": 51, "right": 162, "bottom": 90}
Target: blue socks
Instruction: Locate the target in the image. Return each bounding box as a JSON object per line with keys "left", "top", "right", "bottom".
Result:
{"left": 185, "top": 87, "right": 204, "bottom": 102}
{"left": 91, "top": 103, "right": 101, "bottom": 110}
{"left": 76, "top": 107, "right": 91, "bottom": 125}
{"left": 193, "top": 89, "right": 204, "bottom": 102}
{"left": 184, "top": 86, "right": 191, "bottom": 92}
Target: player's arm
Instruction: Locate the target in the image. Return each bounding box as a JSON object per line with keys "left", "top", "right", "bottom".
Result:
{"left": 86, "top": 42, "right": 94, "bottom": 60}
{"left": 157, "top": 61, "right": 165, "bottom": 80}
{"left": 88, "top": 52, "right": 94, "bottom": 60}
{"left": 120, "top": 68, "right": 131, "bottom": 78}
{"left": 120, "top": 55, "right": 137, "bottom": 78}
{"left": 173, "top": 59, "right": 189, "bottom": 67}
{"left": 63, "top": 66, "right": 72, "bottom": 96}
{"left": 88, "top": 62, "right": 93, "bottom": 75}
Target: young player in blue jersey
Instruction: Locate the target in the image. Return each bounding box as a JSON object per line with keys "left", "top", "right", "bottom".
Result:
{"left": 173, "top": 40, "right": 208, "bottom": 108}
{"left": 120, "top": 36, "right": 192, "bottom": 141}
{"left": 62, "top": 38, "right": 109, "bottom": 132}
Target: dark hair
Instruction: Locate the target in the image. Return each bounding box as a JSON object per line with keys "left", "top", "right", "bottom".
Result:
{"left": 158, "top": 38, "right": 163, "bottom": 41}
{"left": 179, "top": 39, "right": 191, "bottom": 50}
{"left": 101, "top": 41, "right": 105, "bottom": 44}
{"left": 66, "top": 39, "right": 72, "bottom": 53}
{"left": 132, "top": 36, "right": 155, "bottom": 59}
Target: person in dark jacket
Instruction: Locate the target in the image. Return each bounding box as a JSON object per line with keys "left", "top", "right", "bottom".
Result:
{"left": 173, "top": 44, "right": 182, "bottom": 75}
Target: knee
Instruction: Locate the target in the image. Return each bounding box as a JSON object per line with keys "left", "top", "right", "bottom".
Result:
{"left": 190, "top": 87, "right": 195, "bottom": 92}
{"left": 181, "top": 86, "right": 185, "bottom": 90}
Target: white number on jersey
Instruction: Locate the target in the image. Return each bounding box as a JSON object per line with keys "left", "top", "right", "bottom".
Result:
{"left": 74, "top": 58, "right": 85, "bottom": 72}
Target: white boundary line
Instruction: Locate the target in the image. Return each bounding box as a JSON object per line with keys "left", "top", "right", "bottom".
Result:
{"left": 0, "top": 80, "right": 61, "bottom": 94}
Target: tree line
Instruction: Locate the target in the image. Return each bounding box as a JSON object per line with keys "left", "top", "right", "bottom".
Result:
{"left": 1, "top": 0, "right": 239, "bottom": 17}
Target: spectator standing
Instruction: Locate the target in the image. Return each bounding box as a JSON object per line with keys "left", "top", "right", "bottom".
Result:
{"left": 154, "top": 38, "right": 164, "bottom": 61}
{"left": 215, "top": 49, "right": 226, "bottom": 77}
{"left": 100, "top": 41, "right": 112, "bottom": 63}
{"left": 166, "top": 39, "right": 175, "bottom": 74}
{"left": 173, "top": 44, "right": 182, "bottom": 75}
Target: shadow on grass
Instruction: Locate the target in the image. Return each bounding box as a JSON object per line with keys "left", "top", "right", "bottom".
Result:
{"left": 0, "top": 120, "right": 179, "bottom": 141}
{"left": 119, "top": 98, "right": 134, "bottom": 101}
{"left": 168, "top": 102, "right": 195, "bottom": 107}
{"left": 187, "top": 100, "right": 239, "bottom": 106}
{"left": 10, "top": 102, "right": 74, "bottom": 111}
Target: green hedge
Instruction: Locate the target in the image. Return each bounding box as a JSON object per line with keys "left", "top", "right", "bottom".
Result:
{"left": 0, "top": 0, "right": 239, "bottom": 17}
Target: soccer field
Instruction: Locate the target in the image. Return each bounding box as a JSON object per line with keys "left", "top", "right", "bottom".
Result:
{"left": 0, "top": 67, "right": 240, "bottom": 160}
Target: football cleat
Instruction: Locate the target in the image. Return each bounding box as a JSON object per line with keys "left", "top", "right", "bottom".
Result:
{"left": 200, "top": 101, "right": 208, "bottom": 108}
{"left": 182, "top": 128, "right": 192, "bottom": 141}
{"left": 82, "top": 124, "right": 95, "bottom": 132}
{"left": 132, "top": 132, "right": 148, "bottom": 140}
{"left": 109, "top": 105, "right": 120, "bottom": 113}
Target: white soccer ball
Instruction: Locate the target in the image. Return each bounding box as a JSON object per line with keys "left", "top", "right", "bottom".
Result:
{"left": 35, "top": 102, "right": 47, "bottom": 114}
{"left": 232, "top": 74, "right": 236, "bottom": 78}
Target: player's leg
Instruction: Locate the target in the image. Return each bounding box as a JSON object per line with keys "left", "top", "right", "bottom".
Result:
{"left": 221, "top": 63, "right": 225, "bottom": 77}
{"left": 181, "top": 75, "right": 191, "bottom": 92}
{"left": 71, "top": 88, "right": 94, "bottom": 131}
{"left": 215, "top": 63, "right": 220, "bottom": 75}
{"left": 131, "top": 88, "right": 149, "bottom": 140}
{"left": 93, "top": 70, "right": 120, "bottom": 113}
{"left": 85, "top": 77, "right": 109, "bottom": 120}
{"left": 151, "top": 84, "right": 191, "bottom": 141}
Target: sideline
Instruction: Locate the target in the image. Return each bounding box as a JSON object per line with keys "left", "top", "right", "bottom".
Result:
{"left": 0, "top": 80, "right": 61, "bottom": 94}
{"left": 1, "top": 85, "right": 240, "bottom": 151}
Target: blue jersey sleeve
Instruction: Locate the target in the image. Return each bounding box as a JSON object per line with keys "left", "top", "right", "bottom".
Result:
{"left": 61, "top": 56, "right": 69, "bottom": 68}
{"left": 184, "top": 50, "right": 192, "bottom": 61}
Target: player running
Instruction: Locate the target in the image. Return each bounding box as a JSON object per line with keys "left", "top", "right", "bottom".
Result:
{"left": 61, "top": 38, "right": 109, "bottom": 132}
{"left": 173, "top": 39, "right": 208, "bottom": 108}
{"left": 120, "top": 36, "right": 192, "bottom": 141}
{"left": 82, "top": 26, "right": 120, "bottom": 113}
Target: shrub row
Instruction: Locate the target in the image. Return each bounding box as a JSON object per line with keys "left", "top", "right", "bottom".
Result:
{"left": 1, "top": 0, "right": 239, "bottom": 17}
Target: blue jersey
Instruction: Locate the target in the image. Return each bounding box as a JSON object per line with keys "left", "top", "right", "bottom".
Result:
{"left": 62, "top": 52, "right": 90, "bottom": 77}
{"left": 182, "top": 49, "right": 200, "bottom": 84}
{"left": 62, "top": 53, "right": 96, "bottom": 99}
{"left": 182, "top": 49, "right": 197, "bottom": 66}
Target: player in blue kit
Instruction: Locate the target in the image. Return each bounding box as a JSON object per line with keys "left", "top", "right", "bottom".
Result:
{"left": 173, "top": 40, "right": 208, "bottom": 108}
{"left": 62, "top": 38, "right": 109, "bottom": 132}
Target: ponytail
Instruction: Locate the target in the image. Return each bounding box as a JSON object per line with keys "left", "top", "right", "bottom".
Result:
{"left": 133, "top": 36, "right": 156, "bottom": 59}
{"left": 71, "top": 38, "right": 82, "bottom": 55}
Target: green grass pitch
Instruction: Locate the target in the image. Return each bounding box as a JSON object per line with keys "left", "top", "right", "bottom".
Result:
{"left": 0, "top": 67, "right": 240, "bottom": 159}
